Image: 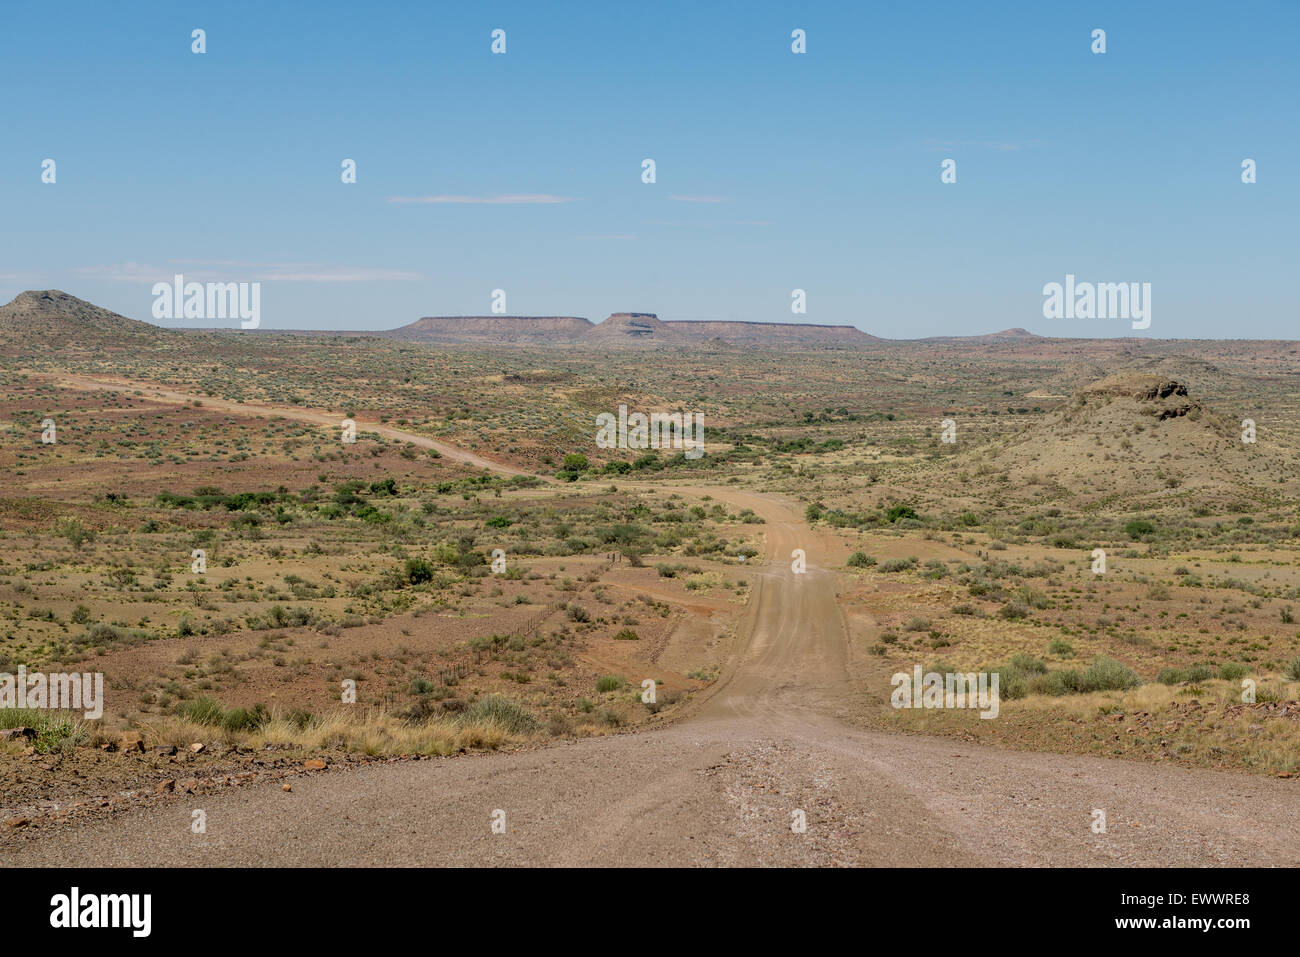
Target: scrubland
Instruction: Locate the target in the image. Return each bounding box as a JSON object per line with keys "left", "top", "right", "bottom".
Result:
{"left": 3, "top": 320, "right": 1299, "bottom": 821}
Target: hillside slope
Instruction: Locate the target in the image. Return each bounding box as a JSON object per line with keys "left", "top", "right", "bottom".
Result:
{"left": 383, "top": 315, "right": 593, "bottom": 344}
{"left": 0, "top": 290, "right": 168, "bottom": 354}
{"left": 971, "top": 372, "right": 1290, "bottom": 507}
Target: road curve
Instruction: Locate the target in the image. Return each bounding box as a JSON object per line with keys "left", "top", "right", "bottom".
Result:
{"left": 47, "top": 373, "right": 534, "bottom": 477}
{"left": 9, "top": 377, "right": 1298, "bottom": 866}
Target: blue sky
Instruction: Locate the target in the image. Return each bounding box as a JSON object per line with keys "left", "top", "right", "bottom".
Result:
{"left": 1, "top": 1, "right": 1296, "bottom": 337}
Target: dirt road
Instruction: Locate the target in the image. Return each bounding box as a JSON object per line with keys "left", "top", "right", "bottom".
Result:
{"left": 47, "top": 373, "right": 534, "bottom": 477}
{"left": 9, "top": 376, "right": 1298, "bottom": 866}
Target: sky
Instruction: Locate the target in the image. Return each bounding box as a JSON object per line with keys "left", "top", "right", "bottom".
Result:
{"left": 1, "top": 0, "right": 1296, "bottom": 338}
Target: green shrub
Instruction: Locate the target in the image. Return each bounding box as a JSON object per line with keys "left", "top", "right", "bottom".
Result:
{"left": 462, "top": 695, "right": 536, "bottom": 733}
{"left": 998, "top": 654, "right": 1137, "bottom": 698}
{"left": 595, "top": 675, "right": 625, "bottom": 693}
{"left": 175, "top": 696, "right": 268, "bottom": 732}
{"left": 1124, "top": 519, "right": 1155, "bottom": 540}
{"left": 880, "top": 557, "right": 917, "bottom": 573}
{"left": 1016, "top": 587, "right": 1050, "bottom": 609}
{"left": 403, "top": 556, "right": 434, "bottom": 587}
{"left": 998, "top": 602, "right": 1029, "bottom": 620}
{"left": 0, "top": 708, "right": 86, "bottom": 754}
{"left": 1078, "top": 656, "right": 1140, "bottom": 692}
{"left": 1029, "top": 670, "right": 1081, "bottom": 696}
{"left": 221, "top": 705, "right": 268, "bottom": 732}
{"left": 997, "top": 671, "right": 1028, "bottom": 700}
{"left": 922, "top": 559, "right": 948, "bottom": 579}
{"left": 176, "top": 696, "right": 224, "bottom": 725}
{"left": 1009, "top": 653, "right": 1047, "bottom": 674}
{"left": 1185, "top": 664, "right": 1214, "bottom": 682}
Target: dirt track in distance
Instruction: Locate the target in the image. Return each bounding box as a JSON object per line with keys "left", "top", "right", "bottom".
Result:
{"left": 8, "top": 376, "right": 1298, "bottom": 867}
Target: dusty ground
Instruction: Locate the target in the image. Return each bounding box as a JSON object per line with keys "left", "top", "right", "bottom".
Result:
{"left": 4, "top": 426, "right": 1296, "bottom": 866}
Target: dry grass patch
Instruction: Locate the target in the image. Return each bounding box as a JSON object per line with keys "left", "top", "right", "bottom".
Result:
{"left": 136, "top": 704, "right": 535, "bottom": 757}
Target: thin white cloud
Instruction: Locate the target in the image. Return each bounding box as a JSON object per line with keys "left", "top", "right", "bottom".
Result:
{"left": 73, "top": 262, "right": 165, "bottom": 281}
{"left": 387, "top": 193, "right": 576, "bottom": 204}
{"left": 646, "top": 220, "right": 768, "bottom": 229}
{"left": 169, "top": 259, "right": 321, "bottom": 268}
{"left": 669, "top": 194, "right": 724, "bottom": 203}
{"left": 252, "top": 268, "right": 422, "bottom": 282}
{"left": 923, "top": 138, "right": 1037, "bottom": 152}
{"left": 75, "top": 262, "right": 421, "bottom": 283}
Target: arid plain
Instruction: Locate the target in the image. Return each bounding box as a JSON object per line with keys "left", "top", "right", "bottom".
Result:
{"left": 2, "top": 291, "right": 1297, "bottom": 865}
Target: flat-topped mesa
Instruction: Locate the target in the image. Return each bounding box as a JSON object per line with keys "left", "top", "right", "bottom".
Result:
{"left": 0, "top": 292, "right": 1064, "bottom": 349}
{"left": 587, "top": 312, "right": 877, "bottom": 345}
{"left": 663, "top": 319, "right": 876, "bottom": 343}
{"left": 234, "top": 305, "right": 883, "bottom": 346}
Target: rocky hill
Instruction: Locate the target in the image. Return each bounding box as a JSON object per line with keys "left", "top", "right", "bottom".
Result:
{"left": 969, "top": 372, "right": 1289, "bottom": 508}
{"left": 920, "top": 327, "right": 1042, "bottom": 343}
{"left": 0, "top": 290, "right": 168, "bottom": 354}
{"left": 382, "top": 315, "right": 594, "bottom": 344}
{"left": 582, "top": 313, "right": 683, "bottom": 343}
